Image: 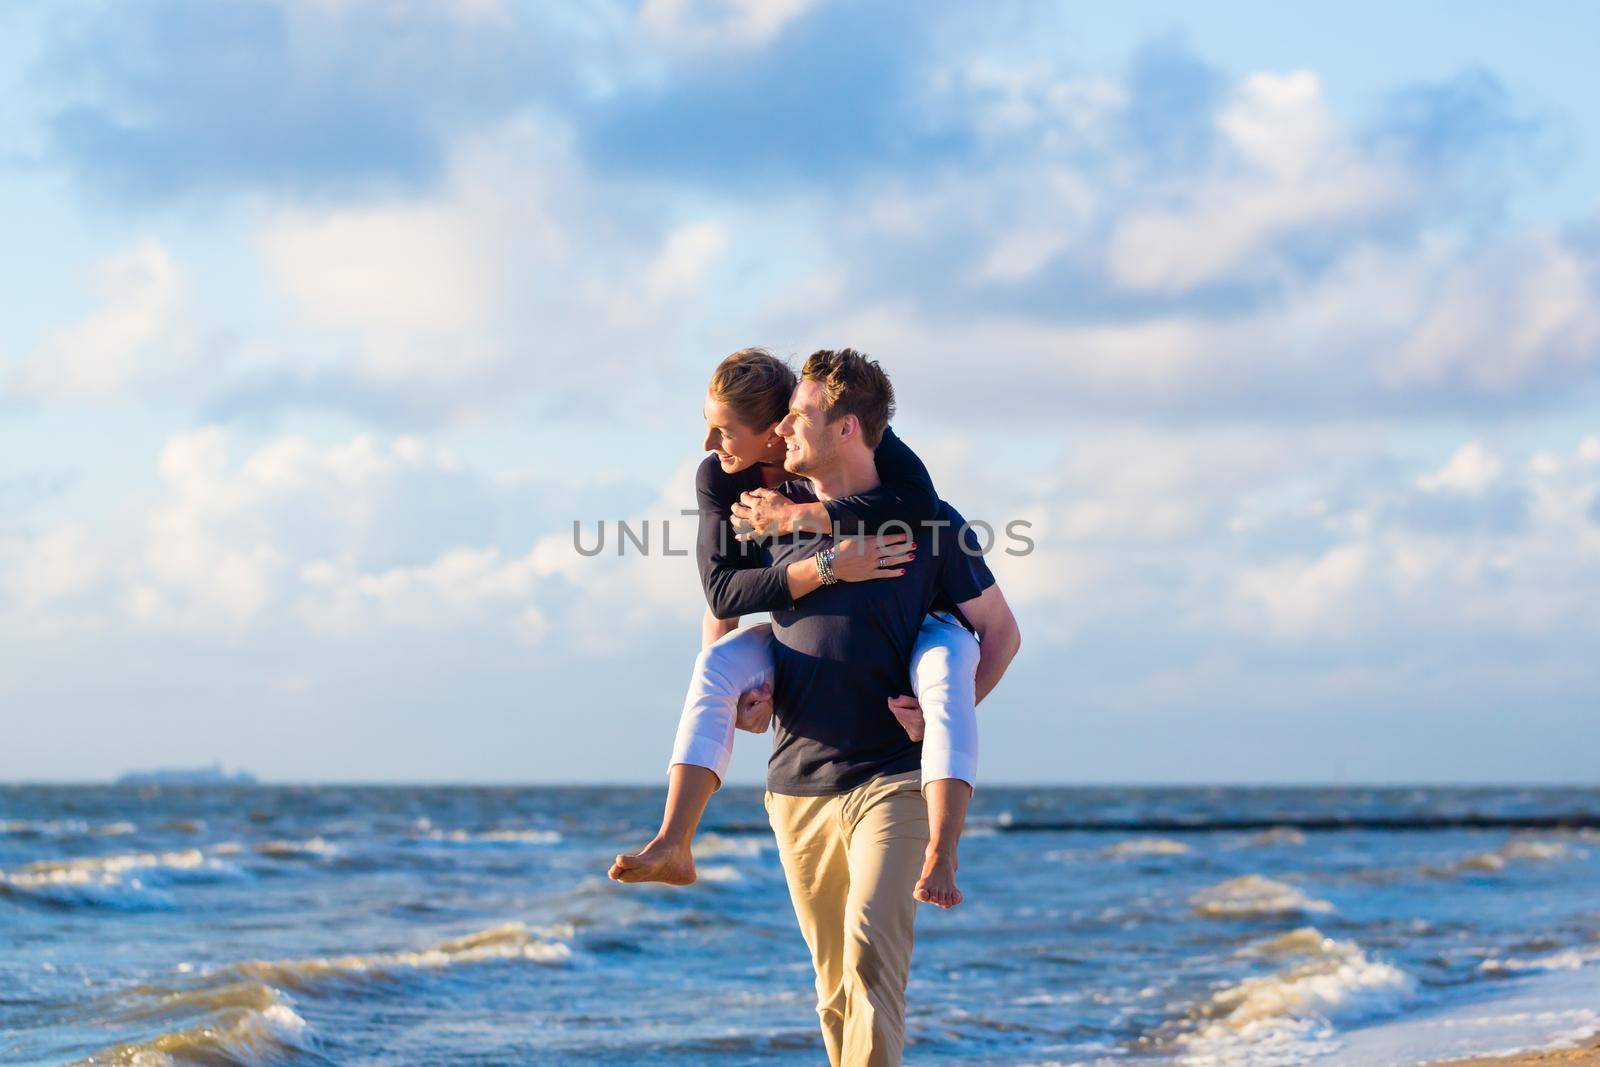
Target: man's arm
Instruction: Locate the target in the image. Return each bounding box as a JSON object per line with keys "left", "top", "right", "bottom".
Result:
{"left": 731, "top": 427, "right": 938, "bottom": 538}
{"left": 957, "top": 583, "right": 1021, "bottom": 703}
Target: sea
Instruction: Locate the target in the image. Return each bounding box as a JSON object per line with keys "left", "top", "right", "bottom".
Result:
{"left": 3, "top": 784, "right": 1598, "bottom": 1066}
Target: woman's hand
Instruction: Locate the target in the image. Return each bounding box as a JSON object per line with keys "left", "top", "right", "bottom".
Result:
{"left": 887, "top": 694, "right": 925, "bottom": 741}
{"left": 731, "top": 488, "right": 797, "bottom": 541}
{"left": 735, "top": 683, "right": 773, "bottom": 733}
{"left": 828, "top": 533, "right": 915, "bottom": 582}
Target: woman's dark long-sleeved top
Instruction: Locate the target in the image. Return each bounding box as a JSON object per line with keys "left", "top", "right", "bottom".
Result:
{"left": 695, "top": 426, "right": 939, "bottom": 620}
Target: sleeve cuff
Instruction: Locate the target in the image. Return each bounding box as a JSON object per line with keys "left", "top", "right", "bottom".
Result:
{"left": 920, "top": 748, "right": 977, "bottom": 794}
{"left": 669, "top": 738, "right": 731, "bottom": 790}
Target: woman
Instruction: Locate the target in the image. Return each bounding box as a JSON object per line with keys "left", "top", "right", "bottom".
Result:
{"left": 607, "top": 349, "right": 982, "bottom": 908}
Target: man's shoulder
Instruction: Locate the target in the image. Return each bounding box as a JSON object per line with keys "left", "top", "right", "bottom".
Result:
{"left": 931, "top": 499, "right": 964, "bottom": 527}
{"left": 779, "top": 476, "right": 817, "bottom": 504}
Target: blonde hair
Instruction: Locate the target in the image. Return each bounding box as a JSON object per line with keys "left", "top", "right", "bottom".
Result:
{"left": 800, "top": 349, "right": 894, "bottom": 448}
{"left": 708, "top": 348, "right": 796, "bottom": 430}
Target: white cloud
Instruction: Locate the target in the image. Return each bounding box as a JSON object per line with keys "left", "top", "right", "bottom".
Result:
{"left": 249, "top": 116, "right": 741, "bottom": 407}
{"left": 639, "top": 0, "right": 819, "bottom": 50}
{"left": 10, "top": 242, "right": 191, "bottom": 401}
{"left": 1417, "top": 441, "right": 1503, "bottom": 495}
{"left": 1108, "top": 71, "right": 1410, "bottom": 294}
{"left": 644, "top": 221, "right": 729, "bottom": 304}
{"left": 1385, "top": 230, "right": 1600, "bottom": 393}
{"left": 0, "top": 524, "right": 102, "bottom": 610}
{"left": 261, "top": 204, "right": 492, "bottom": 340}
{"left": 1232, "top": 543, "right": 1370, "bottom": 637}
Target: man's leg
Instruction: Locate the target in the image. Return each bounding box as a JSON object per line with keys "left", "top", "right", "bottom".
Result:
{"left": 839, "top": 770, "right": 929, "bottom": 1067}
{"left": 766, "top": 788, "right": 852, "bottom": 1066}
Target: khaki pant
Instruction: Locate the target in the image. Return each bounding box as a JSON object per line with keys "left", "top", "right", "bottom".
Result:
{"left": 764, "top": 769, "right": 929, "bottom": 1067}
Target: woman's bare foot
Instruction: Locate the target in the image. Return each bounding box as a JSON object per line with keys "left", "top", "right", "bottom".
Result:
{"left": 608, "top": 835, "right": 696, "bottom": 885}
{"left": 914, "top": 848, "right": 962, "bottom": 908}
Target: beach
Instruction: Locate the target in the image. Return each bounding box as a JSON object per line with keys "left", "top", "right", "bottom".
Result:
{"left": 1434, "top": 1039, "right": 1600, "bottom": 1066}
{"left": 3, "top": 782, "right": 1597, "bottom": 1065}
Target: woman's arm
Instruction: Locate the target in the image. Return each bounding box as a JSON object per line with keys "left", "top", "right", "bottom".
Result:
{"left": 730, "top": 427, "right": 938, "bottom": 537}
{"left": 696, "top": 459, "right": 802, "bottom": 618}
{"left": 695, "top": 459, "right": 915, "bottom": 619}
{"left": 702, "top": 609, "right": 740, "bottom": 649}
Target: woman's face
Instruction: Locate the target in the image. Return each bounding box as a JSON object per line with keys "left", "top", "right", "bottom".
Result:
{"left": 703, "top": 391, "right": 779, "bottom": 473}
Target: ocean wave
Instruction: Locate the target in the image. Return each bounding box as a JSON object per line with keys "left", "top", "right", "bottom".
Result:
{"left": 1447, "top": 836, "right": 1585, "bottom": 875}
{"left": 693, "top": 833, "right": 765, "bottom": 858}
{"left": 416, "top": 828, "right": 562, "bottom": 847}
{"left": 253, "top": 837, "right": 340, "bottom": 859}
{"left": 0, "top": 818, "right": 137, "bottom": 837}
{"left": 694, "top": 865, "right": 744, "bottom": 883}
{"left": 1241, "top": 827, "right": 1308, "bottom": 848}
{"left": 1101, "top": 837, "right": 1192, "bottom": 859}
{"left": 0, "top": 849, "right": 246, "bottom": 911}
{"left": 1171, "top": 929, "right": 1414, "bottom": 1066}
{"left": 220, "top": 921, "right": 572, "bottom": 991}
{"left": 73, "top": 983, "right": 316, "bottom": 1066}
{"left": 1480, "top": 946, "right": 1600, "bottom": 974}
{"left": 1191, "top": 875, "right": 1335, "bottom": 919}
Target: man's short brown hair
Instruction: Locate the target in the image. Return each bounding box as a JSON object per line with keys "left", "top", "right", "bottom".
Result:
{"left": 800, "top": 349, "right": 894, "bottom": 448}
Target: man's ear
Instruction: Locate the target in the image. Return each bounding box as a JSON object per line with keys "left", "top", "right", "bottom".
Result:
{"left": 837, "top": 413, "right": 860, "bottom": 442}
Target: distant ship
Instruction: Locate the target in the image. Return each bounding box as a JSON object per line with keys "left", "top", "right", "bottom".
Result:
{"left": 115, "top": 762, "right": 259, "bottom": 786}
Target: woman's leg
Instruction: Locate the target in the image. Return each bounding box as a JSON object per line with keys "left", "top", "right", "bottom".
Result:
{"left": 667, "top": 622, "right": 775, "bottom": 787}
{"left": 909, "top": 614, "right": 980, "bottom": 907}
{"left": 610, "top": 623, "right": 775, "bottom": 885}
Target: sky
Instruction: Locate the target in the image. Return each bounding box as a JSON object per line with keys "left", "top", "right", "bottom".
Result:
{"left": 1, "top": 0, "right": 1597, "bottom": 785}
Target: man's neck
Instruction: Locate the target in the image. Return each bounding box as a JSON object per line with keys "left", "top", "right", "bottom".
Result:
{"left": 805, "top": 450, "right": 880, "bottom": 501}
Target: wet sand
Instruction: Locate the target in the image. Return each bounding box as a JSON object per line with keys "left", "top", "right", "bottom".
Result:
{"left": 1430, "top": 1038, "right": 1600, "bottom": 1066}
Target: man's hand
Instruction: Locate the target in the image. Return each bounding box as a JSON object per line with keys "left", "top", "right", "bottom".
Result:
{"left": 731, "top": 488, "right": 796, "bottom": 541}
{"left": 887, "top": 694, "right": 924, "bottom": 741}
{"left": 735, "top": 683, "right": 773, "bottom": 733}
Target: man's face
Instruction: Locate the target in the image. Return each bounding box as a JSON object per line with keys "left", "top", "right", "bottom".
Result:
{"left": 776, "top": 379, "right": 837, "bottom": 476}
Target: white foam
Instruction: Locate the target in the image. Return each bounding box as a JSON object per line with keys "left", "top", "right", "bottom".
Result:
{"left": 693, "top": 833, "right": 765, "bottom": 858}
{"left": 695, "top": 865, "right": 743, "bottom": 883}
{"left": 1480, "top": 946, "right": 1600, "bottom": 974}
{"left": 224, "top": 921, "right": 573, "bottom": 989}
{"left": 0, "top": 849, "right": 245, "bottom": 910}
{"left": 254, "top": 836, "right": 339, "bottom": 858}
{"left": 74, "top": 985, "right": 317, "bottom": 1066}
{"left": 1452, "top": 836, "right": 1584, "bottom": 875}
{"left": 1334, "top": 961, "right": 1600, "bottom": 1066}
{"left": 418, "top": 828, "right": 562, "bottom": 847}
{"left": 1102, "top": 837, "right": 1192, "bottom": 858}
{"left": 1176, "top": 931, "right": 1414, "bottom": 1066}
{"left": 1191, "top": 875, "right": 1334, "bottom": 919}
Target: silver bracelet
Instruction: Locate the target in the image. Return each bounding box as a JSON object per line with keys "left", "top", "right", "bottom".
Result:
{"left": 815, "top": 546, "right": 839, "bottom": 585}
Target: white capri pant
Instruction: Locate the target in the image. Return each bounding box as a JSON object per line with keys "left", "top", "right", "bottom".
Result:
{"left": 667, "top": 614, "right": 980, "bottom": 792}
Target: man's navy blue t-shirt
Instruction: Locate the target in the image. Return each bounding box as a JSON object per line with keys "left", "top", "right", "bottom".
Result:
{"left": 764, "top": 496, "right": 993, "bottom": 796}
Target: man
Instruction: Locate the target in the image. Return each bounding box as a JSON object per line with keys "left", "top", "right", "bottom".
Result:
{"left": 724, "top": 350, "right": 1021, "bottom": 1066}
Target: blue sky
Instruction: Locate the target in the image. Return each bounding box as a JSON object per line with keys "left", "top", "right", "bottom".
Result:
{"left": 2, "top": 0, "right": 1597, "bottom": 784}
